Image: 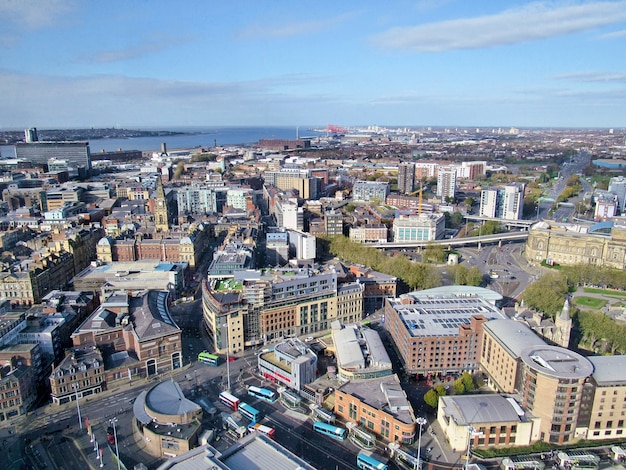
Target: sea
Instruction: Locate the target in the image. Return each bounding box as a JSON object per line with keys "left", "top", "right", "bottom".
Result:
{"left": 0, "top": 126, "right": 324, "bottom": 158}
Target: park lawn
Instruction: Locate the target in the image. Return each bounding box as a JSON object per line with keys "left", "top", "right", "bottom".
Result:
{"left": 573, "top": 296, "right": 607, "bottom": 309}
{"left": 583, "top": 287, "right": 626, "bottom": 298}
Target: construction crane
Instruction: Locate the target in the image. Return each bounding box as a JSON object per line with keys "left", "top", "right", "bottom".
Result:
{"left": 407, "top": 182, "right": 424, "bottom": 215}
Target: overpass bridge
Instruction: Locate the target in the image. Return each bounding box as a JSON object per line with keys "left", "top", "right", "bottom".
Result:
{"left": 463, "top": 215, "right": 536, "bottom": 229}
{"left": 372, "top": 231, "right": 529, "bottom": 250}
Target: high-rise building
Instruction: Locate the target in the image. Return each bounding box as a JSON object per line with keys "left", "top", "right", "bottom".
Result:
{"left": 436, "top": 167, "right": 456, "bottom": 201}
{"left": 608, "top": 176, "right": 626, "bottom": 215}
{"left": 15, "top": 141, "right": 91, "bottom": 174}
{"left": 479, "top": 183, "right": 525, "bottom": 220}
{"left": 24, "top": 127, "right": 38, "bottom": 143}
{"left": 398, "top": 162, "right": 416, "bottom": 195}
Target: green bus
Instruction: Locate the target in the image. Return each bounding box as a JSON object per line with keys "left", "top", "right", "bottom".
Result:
{"left": 198, "top": 351, "right": 220, "bottom": 366}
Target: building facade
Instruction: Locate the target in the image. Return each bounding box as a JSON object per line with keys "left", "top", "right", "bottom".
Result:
{"left": 392, "top": 213, "right": 445, "bottom": 242}
{"left": 525, "top": 221, "right": 626, "bottom": 269}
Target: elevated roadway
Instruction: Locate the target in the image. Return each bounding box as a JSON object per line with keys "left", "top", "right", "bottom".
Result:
{"left": 373, "top": 231, "right": 529, "bottom": 250}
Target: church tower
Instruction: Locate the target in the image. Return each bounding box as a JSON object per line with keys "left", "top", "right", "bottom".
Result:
{"left": 155, "top": 177, "right": 170, "bottom": 233}
{"left": 554, "top": 297, "right": 573, "bottom": 348}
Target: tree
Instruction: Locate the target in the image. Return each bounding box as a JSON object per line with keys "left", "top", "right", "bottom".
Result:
{"left": 461, "top": 372, "right": 475, "bottom": 392}
{"left": 424, "top": 389, "right": 439, "bottom": 408}
{"left": 453, "top": 379, "right": 466, "bottom": 394}
{"left": 521, "top": 272, "right": 570, "bottom": 317}
{"left": 422, "top": 244, "right": 446, "bottom": 264}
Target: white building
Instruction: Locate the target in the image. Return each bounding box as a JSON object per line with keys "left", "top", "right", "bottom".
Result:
{"left": 277, "top": 199, "right": 303, "bottom": 231}
{"left": 226, "top": 188, "right": 251, "bottom": 211}
{"left": 288, "top": 230, "right": 316, "bottom": 260}
{"left": 479, "top": 183, "right": 525, "bottom": 220}
{"left": 392, "top": 213, "right": 445, "bottom": 242}
{"left": 257, "top": 338, "right": 318, "bottom": 391}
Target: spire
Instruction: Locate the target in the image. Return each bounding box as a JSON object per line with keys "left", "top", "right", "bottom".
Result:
{"left": 559, "top": 297, "right": 571, "bottom": 322}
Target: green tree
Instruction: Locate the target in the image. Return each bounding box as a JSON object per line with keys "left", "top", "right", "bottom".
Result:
{"left": 521, "top": 272, "right": 570, "bottom": 317}
{"left": 424, "top": 389, "right": 439, "bottom": 408}
{"left": 422, "top": 244, "right": 446, "bottom": 264}
{"left": 461, "top": 372, "right": 475, "bottom": 392}
{"left": 453, "top": 378, "right": 465, "bottom": 394}
{"left": 466, "top": 266, "right": 483, "bottom": 286}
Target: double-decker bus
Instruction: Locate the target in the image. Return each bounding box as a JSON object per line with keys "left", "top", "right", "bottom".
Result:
{"left": 247, "top": 386, "right": 277, "bottom": 403}
{"left": 218, "top": 391, "right": 240, "bottom": 410}
{"left": 356, "top": 450, "right": 388, "bottom": 470}
{"left": 248, "top": 422, "right": 275, "bottom": 437}
{"left": 313, "top": 421, "right": 347, "bottom": 441}
{"left": 238, "top": 402, "right": 261, "bottom": 423}
{"left": 197, "top": 351, "right": 220, "bottom": 366}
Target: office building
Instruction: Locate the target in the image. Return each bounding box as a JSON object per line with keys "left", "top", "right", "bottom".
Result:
{"left": 257, "top": 338, "right": 317, "bottom": 390}
{"left": 202, "top": 267, "right": 363, "bottom": 354}
{"left": 24, "top": 127, "right": 38, "bottom": 143}
{"left": 392, "top": 213, "right": 445, "bottom": 242}
{"left": 398, "top": 162, "right": 416, "bottom": 195}
{"left": 15, "top": 141, "right": 91, "bottom": 174}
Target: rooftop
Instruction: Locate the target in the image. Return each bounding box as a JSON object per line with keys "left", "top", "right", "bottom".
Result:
{"left": 483, "top": 319, "right": 547, "bottom": 358}
{"left": 519, "top": 345, "right": 594, "bottom": 379}
{"left": 440, "top": 394, "right": 525, "bottom": 426}
{"left": 588, "top": 355, "right": 626, "bottom": 386}
{"left": 144, "top": 380, "right": 201, "bottom": 419}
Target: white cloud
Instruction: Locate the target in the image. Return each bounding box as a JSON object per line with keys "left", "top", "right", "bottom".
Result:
{"left": 235, "top": 11, "right": 357, "bottom": 40}
{"left": 599, "top": 29, "right": 626, "bottom": 39}
{"left": 79, "top": 34, "right": 195, "bottom": 63}
{"left": 553, "top": 71, "right": 626, "bottom": 83}
{"left": 370, "top": 1, "right": 626, "bottom": 52}
{"left": 0, "top": 0, "right": 77, "bottom": 29}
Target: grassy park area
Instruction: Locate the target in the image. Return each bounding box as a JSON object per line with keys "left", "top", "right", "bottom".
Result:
{"left": 572, "top": 296, "right": 607, "bottom": 310}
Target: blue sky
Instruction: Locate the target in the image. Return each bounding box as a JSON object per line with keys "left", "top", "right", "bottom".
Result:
{"left": 1, "top": 0, "right": 625, "bottom": 129}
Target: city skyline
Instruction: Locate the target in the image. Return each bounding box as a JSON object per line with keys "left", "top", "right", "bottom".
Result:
{"left": 1, "top": 0, "right": 625, "bottom": 129}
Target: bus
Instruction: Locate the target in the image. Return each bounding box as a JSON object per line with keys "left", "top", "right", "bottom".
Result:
{"left": 218, "top": 391, "right": 240, "bottom": 410}
{"left": 356, "top": 450, "right": 388, "bottom": 470}
{"left": 313, "top": 421, "right": 347, "bottom": 441}
{"left": 247, "top": 386, "right": 277, "bottom": 403}
{"left": 198, "top": 351, "right": 220, "bottom": 366}
{"left": 238, "top": 402, "right": 261, "bottom": 423}
{"left": 248, "top": 422, "right": 275, "bottom": 437}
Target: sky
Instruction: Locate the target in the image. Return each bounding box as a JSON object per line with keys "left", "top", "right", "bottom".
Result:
{"left": 1, "top": 0, "right": 626, "bottom": 130}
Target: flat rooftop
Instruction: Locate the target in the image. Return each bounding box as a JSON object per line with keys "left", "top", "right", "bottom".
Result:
{"left": 388, "top": 295, "right": 505, "bottom": 338}
{"left": 520, "top": 345, "right": 594, "bottom": 379}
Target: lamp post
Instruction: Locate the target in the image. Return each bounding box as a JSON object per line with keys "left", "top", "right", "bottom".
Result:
{"left": 110, "top": 417, "right": 121, "bottom": 470}
{"left": 415, "top": 417, "right": 427, "bottom": 470}
{"left": 222, "top": 322, "right": 230, "bottom": 392}
{"left": 465, "top": 426, "right": 483, "bottom": 470}
{"left": 72, "top": 383, "right": 82, "bottom": 430}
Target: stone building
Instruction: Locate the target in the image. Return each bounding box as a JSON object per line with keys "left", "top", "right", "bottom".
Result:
{"left": 525, "top": 221, "right": 626, "bottom": 269}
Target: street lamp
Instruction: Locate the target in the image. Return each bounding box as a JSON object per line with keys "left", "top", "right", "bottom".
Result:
{"left": 415, "top": 417, "right": 428, "bottom": 470}
{"left": 72, "top": 383, "right": 82, "bottom": 430}
{"left": 222, "top": 322, "right": 230, "bottom": 392}
{"left": 110, "top": 417, "right": 121, "bottom": 470}
{"left": 465, "top": 426, "right": 482, "bottom": 470}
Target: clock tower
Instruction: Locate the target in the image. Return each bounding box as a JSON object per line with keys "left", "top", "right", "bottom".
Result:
{"left": 155, "top": 177, "right": 170, "bottom": 232}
